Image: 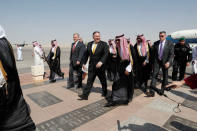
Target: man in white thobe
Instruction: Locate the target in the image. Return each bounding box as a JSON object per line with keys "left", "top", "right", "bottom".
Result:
{"left": 33, "top": 41, "right": 44, "bottom": 66}
{"left": 17, "top": 45, "right": 23, "bottom": 61}
{"left": 32, "top": 41, "right": 45, "bottom": 78}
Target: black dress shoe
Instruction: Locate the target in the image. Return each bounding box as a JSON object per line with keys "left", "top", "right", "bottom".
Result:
{"left": 104, "top": 102, "right": 116, "bottom": 107}
{"left": 49, "top": 79, "right": 56, "bottom": 83}
{"left": 101, "top": 92, "right": 107, "bottom": 97}
{"left": 77, "top": 86, "right": 82, "bottom": 89}
{"left": 158, "top": 90, "right": 164, "bottom": 96}
{"left": 122, "top": 100, "right": 129, "bottom": 105}
{"left": 146, "top": 91, "right": 155, "bottom": 97}
{"left": 149, "top": 91, "right": 155, "bottom": 97}
{"left": 165, "top": 85, "right": 176, "bottom": 91}
{"left": 62, "top": 73, "right": 64, "bottom": 79}
{"left": 105, "top": 96, "right": 112, "bottom": 102}
{"left": 78, "top": 95, "right": 88, "bottom": 100}
{"left": 67, "top": 83, "right": 74, "bottom": 89}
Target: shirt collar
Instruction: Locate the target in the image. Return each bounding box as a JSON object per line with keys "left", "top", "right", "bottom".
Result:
{"left": 160, "top": 39, "right": 166, "bottom": 44}
{"left": 75, "top": 41, "right": 79, "bottom": 45}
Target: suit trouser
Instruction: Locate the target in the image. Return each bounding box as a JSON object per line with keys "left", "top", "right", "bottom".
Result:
{"left": 69, "top": 64, "right": 82, "bottom": 88}
{"left": 172, "top": 61, "right": 186, "bottom": 81}
{"left": 150, "top": 60, "right": 168, "bottom": 93}
{"left": 83, "top": 68, "right": 107, "bottom": 97}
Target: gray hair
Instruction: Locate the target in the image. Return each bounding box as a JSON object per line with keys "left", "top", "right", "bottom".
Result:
{"left": 73, "top": 33, "right": 80, "bottom": 37}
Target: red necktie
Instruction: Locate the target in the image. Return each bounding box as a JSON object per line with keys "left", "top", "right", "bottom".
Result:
{"left": 72, "top": 44, "right": 76, "bottom": 52}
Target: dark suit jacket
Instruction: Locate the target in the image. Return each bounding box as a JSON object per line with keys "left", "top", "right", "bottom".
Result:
{"left": 69, "top": 41, "right": 86, "bottom": 66}
{"left": 84, "top": 41, "right": 109, "bottom": 72}
{"left": 152, "top": 40, "right": 174, "bottom": 66}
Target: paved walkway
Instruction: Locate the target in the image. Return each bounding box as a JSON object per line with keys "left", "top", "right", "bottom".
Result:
{"left": 17, "top": 66, "right": 197, "bottom": 131}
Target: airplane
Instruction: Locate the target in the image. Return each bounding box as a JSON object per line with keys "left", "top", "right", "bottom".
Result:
{"left": 13, "top": 41, "right": 29, "bottom": 47}
{"left": 166, "top": 29, "right": 197, "bottom": 44}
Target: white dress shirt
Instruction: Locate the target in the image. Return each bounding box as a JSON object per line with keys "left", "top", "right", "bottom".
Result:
{"left": 74, "top": 41, "right": 79, "bottom": 47}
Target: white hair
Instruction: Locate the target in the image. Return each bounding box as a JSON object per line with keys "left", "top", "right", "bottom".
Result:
{"left": 73, "top": 33, "right": 80, "bottom": 37}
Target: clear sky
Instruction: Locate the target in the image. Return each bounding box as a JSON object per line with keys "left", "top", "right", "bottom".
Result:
{"left": 1, "top": 0, "right": 197, "bottom": 45}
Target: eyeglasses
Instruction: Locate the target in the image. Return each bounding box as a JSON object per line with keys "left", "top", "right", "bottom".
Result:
{"left": 159, "top": 35, "right": 165, "bottom": 37}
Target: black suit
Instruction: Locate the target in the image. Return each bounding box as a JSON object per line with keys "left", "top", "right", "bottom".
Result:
{"left": 69, "top": 41, "right": 86, "bottom": 88}
{"left": 82, "top": 41, "right": 109, "bottom": 97}
{"left": 150, "top": 40, "right": 174, "bottom": 93}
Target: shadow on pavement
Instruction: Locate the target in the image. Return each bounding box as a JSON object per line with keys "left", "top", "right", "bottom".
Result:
{"left": 170, "top": 121, "right": 197, "bottom": 131}
{"left": 190, "top": 90, "right": 197, "bottom": 95}
{"left": 116, "top": 120, "right": 167, "bottom": 131}
{"left": 170, "top": 90, "right": 197, "bottom": 101}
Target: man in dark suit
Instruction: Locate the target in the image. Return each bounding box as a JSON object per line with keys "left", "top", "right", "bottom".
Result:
{"left": 150, "top": 31, "right": 174, "bottom": 95}
{"left": 78, "top": 31, "right": 109, "bottom": 100}
{"left": 68, "top": 33, "right": 86, "bottom": 88}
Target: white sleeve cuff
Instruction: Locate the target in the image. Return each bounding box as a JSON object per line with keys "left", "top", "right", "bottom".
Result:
{"left": 145, "top": 59, "right": 149, "bottom": 63}
{"left": 126, "top": 63, "right": 132, "bottom": 72}
{"left": 0, "top": 69, "right": 6, "bottom": 88}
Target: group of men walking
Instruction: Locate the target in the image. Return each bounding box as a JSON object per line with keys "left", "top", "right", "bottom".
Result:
{"left": 1, "top": 23, "right": 197, "bottom": 130}
{"left": 68, "top": 31, "right": 196, "bottom": 107}
{"left": 32, "top": 39, "right": 64, "bottom": 83}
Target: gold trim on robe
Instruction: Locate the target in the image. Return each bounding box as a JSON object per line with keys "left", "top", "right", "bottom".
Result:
{"left": 0, "top": 60, "right": 8, "bottom": 95}
{"left": 52, "top": 47, "right": 57, "bottom": 60}
{"left": 137, "top": 43, "right": 150, "bottom": 61}
{"left": 128, "top": 44, "right": 134, "bottom": 67}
